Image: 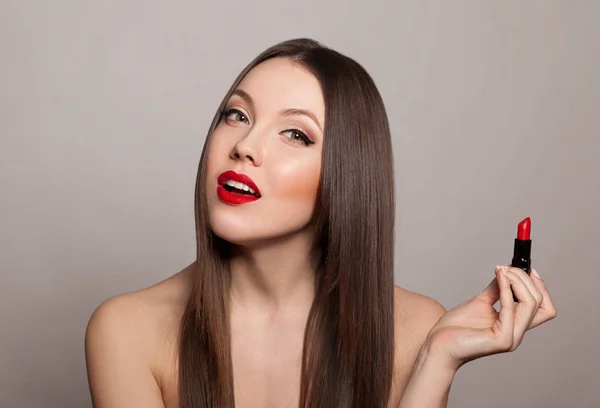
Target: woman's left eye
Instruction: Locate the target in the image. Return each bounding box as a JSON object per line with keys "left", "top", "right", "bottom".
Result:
{"left": 281, "top": 129, "right": 314, "bottom": 146}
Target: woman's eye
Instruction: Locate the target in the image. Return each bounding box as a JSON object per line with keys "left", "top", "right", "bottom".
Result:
{"left": 222, "top": 109, "right": 249, "bottom": 124}
{"left": 281, "top": 129, "right": 315, "bottom": 146}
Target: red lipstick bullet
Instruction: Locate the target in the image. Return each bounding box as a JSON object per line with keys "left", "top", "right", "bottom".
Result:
{"left": 517, "top": 217, "right": 531, "bottom": 240}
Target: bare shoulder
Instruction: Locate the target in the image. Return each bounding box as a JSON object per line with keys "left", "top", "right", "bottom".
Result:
{"left": 388, "top": 285, "right": 447, "bottom": 407}
{"left": 85, "top": 263, "right": 192, "bottom": 349}
{"left": 393, "top": 285, "right": 446, "bottom": 339}
{"left": 85, "top": 262, "right": 194, "bottom": 407}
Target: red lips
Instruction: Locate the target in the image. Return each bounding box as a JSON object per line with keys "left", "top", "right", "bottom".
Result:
{"left": 217, "top": 170, "right": 261, "bottom": 205}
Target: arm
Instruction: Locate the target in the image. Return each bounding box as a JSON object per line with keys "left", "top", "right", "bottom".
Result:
{"left": 397, "top": 341, "right": 456, "bottom": 408}
{"left": 85, "top": 295, "right": 166, "bottom": 408}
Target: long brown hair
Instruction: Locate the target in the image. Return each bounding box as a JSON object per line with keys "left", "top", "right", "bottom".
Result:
{"left": 179, "top": 38, "right": 396, "bottom": 407}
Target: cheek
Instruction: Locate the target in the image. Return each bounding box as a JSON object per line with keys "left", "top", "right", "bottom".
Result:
{"left": 272, "top": 157, "right": 321, "bottom": 206}
{"left": 205, "top": 130, "right": 229, "bottom": 178}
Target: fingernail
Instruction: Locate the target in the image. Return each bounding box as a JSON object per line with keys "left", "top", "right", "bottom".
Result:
{"left": 531, "top": 269, "right": 541, "bottom": 279}
{"left": 496, "top": 265, "right": 508, "bottom": 277}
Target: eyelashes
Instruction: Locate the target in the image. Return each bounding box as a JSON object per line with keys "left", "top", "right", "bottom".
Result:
{"left": 280, "top": 129, "right": 314, "bottom": 146}
{"left": 220, "top": 108, "right": 249, "bottom": 125}
{"left": 220, "top": 108, "right": 315, "bottom": 146}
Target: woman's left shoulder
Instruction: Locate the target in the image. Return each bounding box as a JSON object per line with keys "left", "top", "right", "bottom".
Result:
{"left": 393, "top": 285, "right": 446, "bottom": 332}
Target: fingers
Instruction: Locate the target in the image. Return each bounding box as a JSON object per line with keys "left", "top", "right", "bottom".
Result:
{"left": 509, "top": 267, "right": 544, "bottom": 306}
{"left": 528, "top": 269, "right": 558, "bottom": 328}
{"left": 477, "top": 271, "right": 500, "bottom": 304}
{"left": 505, "top": 267, "right": 539, "bottom": 350}
{"left": 493, "top": 266, "right": 515, "bottom": 350}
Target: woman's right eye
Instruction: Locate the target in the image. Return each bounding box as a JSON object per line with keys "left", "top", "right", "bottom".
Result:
{"left": 222, "top": 109, "right": 249, "bottom": 125}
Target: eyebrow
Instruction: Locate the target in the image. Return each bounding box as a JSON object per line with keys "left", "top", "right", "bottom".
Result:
{"left": 280, "top": 108, "right": 323, "bottom": 133}
{"left": 231, "top": 89, "right": 254, "bottom": 106}
{"left": 230, "top": 89, "right": 323, "bottom": 133}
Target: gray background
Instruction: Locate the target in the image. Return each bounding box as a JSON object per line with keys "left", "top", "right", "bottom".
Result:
{"left": 1, "top": 1, "right": 598, "bottom": 407}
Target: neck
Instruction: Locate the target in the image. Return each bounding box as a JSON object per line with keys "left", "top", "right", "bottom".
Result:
{"left": 228, "top": 228, "right": 317, "bottom": 311}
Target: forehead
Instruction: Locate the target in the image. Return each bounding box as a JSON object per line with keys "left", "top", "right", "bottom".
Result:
{"left": 234, "top": 58, "right": 325, "bottom": 123}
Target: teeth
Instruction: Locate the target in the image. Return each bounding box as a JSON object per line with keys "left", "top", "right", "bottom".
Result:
{"left": 224, "top": 180, "right": 257, "bottom": 195}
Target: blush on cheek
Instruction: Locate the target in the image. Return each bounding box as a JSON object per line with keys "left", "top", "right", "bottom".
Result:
{"left": 277, "top": 161, "right": 321, "bottom": 206}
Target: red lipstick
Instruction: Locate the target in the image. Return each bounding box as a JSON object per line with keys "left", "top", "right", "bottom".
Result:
{"left": 517, "top": 217, "right": 531, "bottom": 240}
{"left": 217, "top": 170, "right": 261, "bottom": 205}
{"left": 510, "top": 217, "right": 532, "bottom": 301}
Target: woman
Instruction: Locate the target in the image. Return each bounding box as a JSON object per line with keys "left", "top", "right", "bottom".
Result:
{"left": 85, "top": 38, "right": 557, "bottom": 408}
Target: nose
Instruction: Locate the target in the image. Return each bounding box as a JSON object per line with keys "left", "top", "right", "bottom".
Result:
{"left": 230, "top": 132, "right": 264, "bottom": 166}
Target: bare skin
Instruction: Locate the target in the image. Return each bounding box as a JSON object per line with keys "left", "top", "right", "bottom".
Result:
{"left": 85, "top": 261, "right": 446, "bottom": 408}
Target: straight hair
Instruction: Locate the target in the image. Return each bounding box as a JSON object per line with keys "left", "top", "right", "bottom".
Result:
{"left": 179, "top": 38, "right": 396, "bottom": 407}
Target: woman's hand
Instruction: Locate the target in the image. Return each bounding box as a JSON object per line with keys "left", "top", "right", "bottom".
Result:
{"left": 423, "top": 265, "right": 557, "bottom": 371}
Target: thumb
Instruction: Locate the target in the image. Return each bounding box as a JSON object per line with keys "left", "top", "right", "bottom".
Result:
{"left": 476, "top": 266, "right": 503, "bottom": 304}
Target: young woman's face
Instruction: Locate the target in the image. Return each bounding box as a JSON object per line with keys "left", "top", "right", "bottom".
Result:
{"left": 206, "top": 58, "right": 325, "bottom": 246}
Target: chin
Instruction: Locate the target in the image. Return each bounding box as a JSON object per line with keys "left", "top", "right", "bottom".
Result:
{"left": 208, "top": 207, "right": 279, "bottom": 247}
{"left": 208, "top": 208, "right": 249, "bottom": 243}
{"left": 208, "top": 207, "right": 313, "bottom": 248}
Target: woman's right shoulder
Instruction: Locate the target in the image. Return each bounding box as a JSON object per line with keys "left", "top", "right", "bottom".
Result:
{"left": 84, "top": 262, "right": 195, "bottom": 407}
{"left": 86, "top": 262, "right": 194, "bottom": 343}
